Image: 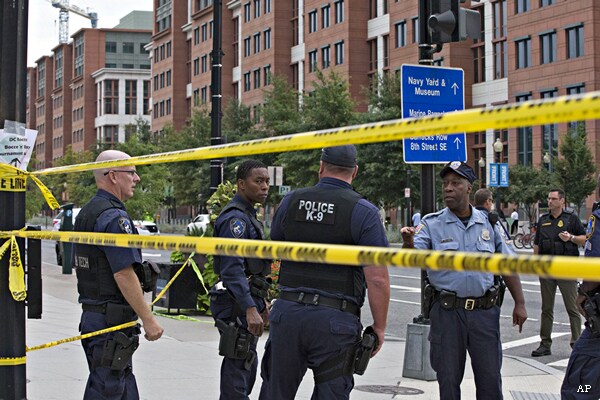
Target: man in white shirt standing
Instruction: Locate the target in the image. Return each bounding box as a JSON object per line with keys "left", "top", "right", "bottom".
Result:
{"left": 510, "top": 208, "right": 519, "bottom": 236}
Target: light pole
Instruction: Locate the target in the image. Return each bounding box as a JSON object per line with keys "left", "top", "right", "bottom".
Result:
{"left": 493, "top": 138, "right": 504, "bottom": 213}
{"left": 478, "top": 156, "right": 486, "bottom": 186}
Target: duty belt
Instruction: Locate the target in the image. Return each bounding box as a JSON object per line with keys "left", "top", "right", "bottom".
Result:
{"left": 434, "top": 290, "right": 498, "bottom": 311}
{"left": 280, "top": 291, "right": 360, "bottom": 316}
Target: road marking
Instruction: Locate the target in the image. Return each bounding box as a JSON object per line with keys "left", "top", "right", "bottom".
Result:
{"left": 391, "top": 284, "right": 421, "bottom": 293}
{"left": 390, "top": 298, "right": 421, "bottom": 306}
{"left": 142, "top": 252, "right": 161, "bottom": 257}
{"left": 547, "top": 358, "right": 569, "bottom": 367}
{"left": 501, "top": 332, "right": 569, "bottom": 350}
{"left": 390, "top": 274, "right": 421, "bottom": 280}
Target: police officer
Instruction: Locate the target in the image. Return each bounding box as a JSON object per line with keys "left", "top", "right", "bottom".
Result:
{"left": 73, "top": 150, "right": 164, "bottom": 400}
{"left": 474, "top": 188, "right": 512, "bottom": 241}
{"left": 401, "top": 161, "right": 527, "bottom": 400}
{"left": 531, "top": 188, "right": 585, "bottom": 357}
{"left": 210, "top": 159, "right": 270, "bottom": 400}
{"left": 259, "top": 145, "right": 390, "bottom": 400}
{"left": 561, "top": 174, "right": 600, "bottom": 399}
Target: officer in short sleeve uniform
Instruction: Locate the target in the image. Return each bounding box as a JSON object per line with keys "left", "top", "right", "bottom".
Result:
{"left": 411, "top": 161, "right": 526, "bottom": 400}
{"left": 259, "top": 145, "right": 390, "bottom": 400}
{"left": 74, "top": 189, "right": 143, "bottom": 400}
{"left": 561, "top": 185, "right": 600, "bottom": 399}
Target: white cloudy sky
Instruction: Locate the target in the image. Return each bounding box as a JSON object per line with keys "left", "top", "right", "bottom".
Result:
{"left": 28, "top": 0, "right": 153, "bottom": 66}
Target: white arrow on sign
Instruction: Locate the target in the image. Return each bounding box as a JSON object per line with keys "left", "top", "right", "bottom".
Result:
{"left": 452, "top": 82, "right": 459, "bottom": 95}
{"left": 454, "top": 137, "right": 462, "bottom": 148}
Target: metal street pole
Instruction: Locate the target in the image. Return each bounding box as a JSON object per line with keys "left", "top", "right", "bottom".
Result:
{"left": 0, "top": 0, "right": 29, "bottom": 398}
{"left": 209, "top": 0, "right": 224, "bottom": 194}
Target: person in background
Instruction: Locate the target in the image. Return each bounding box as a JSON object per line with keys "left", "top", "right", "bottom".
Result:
{"left": 210, "top": 159, "right": 271, "bottom": 400}
{"left": 474, "top": 188, "right": 513, "bottom": 241}
{"left": 510, "top": 208, "right": 519, "bottom": 236}
{"left": 401, "top": 161, "right": 527, "bottom": 400}
{"left": 74, "top": 150, "right": 164, "bottom": 400}
{"left": 259, "top": 145, "right": 390, "bottom": 400}
{"left": 531, "top": 188, "right": 585, "bottom": 357}
{"left": 412, "top": 210, "right": 421, "bottom": 227}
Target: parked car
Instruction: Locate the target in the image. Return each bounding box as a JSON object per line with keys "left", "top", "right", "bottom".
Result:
{"left": 133, "top": 220, "right": 160, "bottom": 236}
{"left": 187, "top": 214, "right": 210, "bottom": 234}
{"left": 54, "top": 208, "right": 81, "bottom": 265}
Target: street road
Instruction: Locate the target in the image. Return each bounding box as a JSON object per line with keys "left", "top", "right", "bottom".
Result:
{"left": 40, "top": 239, "right": 578, "bottom": 372}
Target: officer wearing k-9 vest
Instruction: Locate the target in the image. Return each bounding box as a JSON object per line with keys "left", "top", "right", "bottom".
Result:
{"left": 259, "top": 145, "right": 390, "bottom": 400}
{"left": 73, "top": 150, "right": 163, "bottom": 400}
{"left": 531, "top": 188, "right": 585, "bottom": 357}
{"left": 401, "top": 161, "right": 527, "bottom": 400}
{"left": 210, "top": 159, "right": 271, "bottom": 400}
{"left": 561, "top": 174, "right": 600, "bottom": 399}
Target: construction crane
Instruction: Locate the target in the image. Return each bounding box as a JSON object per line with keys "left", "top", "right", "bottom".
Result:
{"left": 49, "top": 0, "right": 98, "bottom": 44}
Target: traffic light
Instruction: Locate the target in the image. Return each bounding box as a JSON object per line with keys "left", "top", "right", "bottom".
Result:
{"left": 428, "top": 0, "right": 481, "bottom": 44}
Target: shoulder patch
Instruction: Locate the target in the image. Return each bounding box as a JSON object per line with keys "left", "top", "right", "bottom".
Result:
{"left": 415, "top": 223, "right": 425, "bottom": 234}
{"left": 230, "top": 218, "right": 247, "bottom": 238}
{"left": 118, "top": 217, "right": 133, "bottom": 234}
{"left": 586, "top": 215, "right": 596, "bottom": 240}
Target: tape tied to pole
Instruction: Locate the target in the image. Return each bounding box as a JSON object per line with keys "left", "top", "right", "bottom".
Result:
{"left": 0, "top": 164, "right": 59, "bottom": 210}
{"left": 0, "top": 235, "right": 26, "bottom": 301}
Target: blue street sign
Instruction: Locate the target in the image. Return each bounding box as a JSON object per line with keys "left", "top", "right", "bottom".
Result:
{"left": 401, "top": 64, "right": 467, "bottom": 164}
{"left": 499, "top": 163, "right": 509, "bottom": 187}
{"left": 489, "top": 163, "right": 499, "bottom": 186}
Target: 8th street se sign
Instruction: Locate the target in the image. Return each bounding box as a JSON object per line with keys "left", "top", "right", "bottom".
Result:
{"left": 401, "top": 64, "right": 467, "bottom": 164}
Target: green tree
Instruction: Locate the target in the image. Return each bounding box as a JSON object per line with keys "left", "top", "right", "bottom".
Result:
{"left": 504, "top": 164, "right": 551, "bottom": 225}
{"left": 553, "top": 124, "right": 597, "bottom": 215}
{"left": 261, "top": 74, "right": 302, "bottom": 137}
{"left": 363, "top": 72, "right": 403, "bottom": 121}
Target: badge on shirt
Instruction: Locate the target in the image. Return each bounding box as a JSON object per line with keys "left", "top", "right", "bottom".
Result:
{"left": 481, "top": 229, "right": 490, "bottom": 241}
{"left": 557, "top": 220, "right": 564, "bottom": 228}
{"left": 118, "top": 217, "right": 133, "bottom": 234}
{"left": 230, "top": 218, "right": 246, "bottom": 238}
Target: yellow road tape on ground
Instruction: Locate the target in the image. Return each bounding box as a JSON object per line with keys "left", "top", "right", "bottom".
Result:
{"left": 31, "top": 92, "right": 600, "bottom": 176}
{"left": 0, "top": 356, "right": 26, "bottom": 366}
{"left": 2, "top": 230, "right": 599, "bottom": 281}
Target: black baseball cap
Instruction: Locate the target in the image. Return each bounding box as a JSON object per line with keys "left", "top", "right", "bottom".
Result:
{"left": 320, "top": 145, "right": 357, "bottom": 168}
{"left": 440, "top": 161, "right": 476, "bottom": 184}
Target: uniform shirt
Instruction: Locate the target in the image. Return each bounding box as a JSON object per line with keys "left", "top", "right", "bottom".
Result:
{"left": 214, "top": 194, "right": 264, "bottom": 313}
{"left": 585, "top": 203, "right": 600, "bottom": 257}
{"left": 414, "top": 206, "right": 515, "bottom": 298}
{"left": 534, "top": 210, "right": 585, "bottom": 255}
{"left": 92, "top": 189, "right": 142, "bottom": 274}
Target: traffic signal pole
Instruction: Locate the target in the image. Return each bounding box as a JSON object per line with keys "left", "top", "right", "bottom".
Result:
{"left": 0, "top": 0, "right": 29, "bottom": 398}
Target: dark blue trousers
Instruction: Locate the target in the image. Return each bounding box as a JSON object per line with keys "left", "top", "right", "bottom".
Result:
{"left": 429, "top": 302, "right": 503, "bottom": 400}
{"left": 259, "top": 299, "right": 361, "bottom": 400}
{"left": 210, "top": 291, "right": 259, "bottom": 400}
{"left": 561, "top": 327, "right": 600, "bottom": 399}
{"left": 80, "top": 311, "right": 139, "bottom": 400}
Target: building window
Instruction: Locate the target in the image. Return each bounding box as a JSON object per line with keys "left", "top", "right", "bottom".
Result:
{"left": 160, "top": 44, "right": 165, "bottom": 60}
{"left": 335, "top": 41, "right": 344, "bottom": 65}
{"left": 254, "top": 33, "right": 261, "bottom": 53}
{"left": 103, "top": 126, "right": 119, "bottom": 147}
{"left": 153, "top": 75, "right": 159, "bottom": 91}
{"left": 308, "top": 49, "right": 318, "bottom": 72}
{"left": 515, "top": 0, "right": 529, "bottom": 13}
{"left": 253, "top": 69, "right": 261, "bottom": 89}
{"left": 264, "top": 29, "right": 271, "bottom": 50}
{"left": 369, "top": 0, "right": 377, "bottom": 19}
{"left": 54, "top": 49, "right": 63, "bottom": 88}
{"left": 254, "top": 0, "right": 261, "bottom": 18}
{"left": 143, "top": 80, "right": 150, "bottom": 114}
{"left": 395, "top": 21, "right": 406, "bottom": 48}
{"left": 541, "top": 89, "right": 558, "bottom": 170}
{"left": 321, "top": 45, "right": 331, "bottom": 69}
{"left": 166, "top": 41, "right": 172, "bottom": 57}
{"left": 244, "top": 72, "right": 251, "bottom": 91}
{"left": 166, "top": 70, "right": 172, "bottom": 86}
{"left": 493, "top": 0, "right": 507, "bottom": 39}
{"left": 74, "top": 35, "right": 84, "bottom": 77}
{"left": 193, "top": 89, "right": 200, "bottom": 107}
{"left": 308, "top": 10, "right": 317, "bottom": 33}
{"left": 493, "top": 41, "right": 507, "bottom": 79}
{"left": 540, "top": 31, "right": 556, "bottom": 64}
{"left": 201, "top": 86, "right": 208, "bottom": 104}
{"left": 567, "top": 84, "right": 585, "bottom": 133}
{"left": 291, "top": 63, "right": 299, "bottom": 90}
{"left": 125, "top": 80, "right": 137, "bottom": 115}
{"left": 321, "top": 5, "right": 330, "bottom": 29}
{"left": 383, "top": 35, "right": 389, "bottom": 68}
{"left": 540, "top": 0, "right": 555, "bottom": 6}
{"left": 515, "top": 37, "right": 531, "bottom": 69}
{"left": 292, "top": 0, "right": 299, "bottom": 45}
{"left": 264, "top": 0, "right": 271, "bottom": 13}
{"left": 253, "top": 105, "right": 261, "bottom": 124}
{"left": 516, "top": 93, "right": 532, "bottom": 165}
{"left": 106, "top": 41, "right": 117, "bottom": 53}
{"left": 104, "top": 80, "right": 119, "bottom": 114}
{"left": 123, "top": 42, "right": 134, "bottom": 53}
{"left": 244, "top": 36, "right": 251, "bottom": 57}
{"left": 244, "top": 2, "right": 251, "bottom": 22}
{"left": 334, "top": 0, "right": 344, "bottom": 24}
{"left": 201, "top": 55, "right": 208, "bottom": 73}
{"left": 194, "top": 27, "right": 200, "bottom": 45}
{"left": 412, "top": 17, "right": 419, "bottom": 43}
{"left": 566, "top": 25, "right": 584, "bottom": 59}
{"left": 264, "top": 65, "right": 271, "bottom": 85}
{"left": 473, "top": 45, "right": 485, "bottom": 83}
{"left": 122, "top": 64, "right": 134, "bottom": 69}
{"left": 193, "top": 58, "right": 200, "bottom": 75}
{"left": 368, "top": 39, "right": 377, "bottom": 74}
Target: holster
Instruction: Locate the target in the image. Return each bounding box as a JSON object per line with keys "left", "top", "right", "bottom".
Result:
{"left": 100, "top": 331, "right": 139, "bottom": 371}
{"left": 353, "top": 326, "right": 379, "bottom": 375}
{"left": 422, "top": 283, "right": 435, "bottom": 319}
{"left": 135, "top": 261, "right": 160, "bottom": 293}
{"left": 582, "top": 292, "right": 600, "bottom": 336}
{"left": 215, "top": 319, "right": 258, "bottom": 370}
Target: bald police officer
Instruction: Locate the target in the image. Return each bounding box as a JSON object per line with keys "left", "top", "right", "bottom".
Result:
{"left": 74, "top": 150, "right": 164, "bottom": 400}
{"left": 402, "top": 161, "right": 527, "bottom": 400}
{"left": 561, "top": 174, "right": 600, "bottom": 399}
{"left": 259, "top": 145, "right": 390, "bottom": 400}
{"left": 210, "top": 159, "right": 271, "bottom": 400}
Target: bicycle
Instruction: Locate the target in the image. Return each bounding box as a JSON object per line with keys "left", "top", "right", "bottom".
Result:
{"left": 513, "top": 225, "right": 536, "bottom": 249}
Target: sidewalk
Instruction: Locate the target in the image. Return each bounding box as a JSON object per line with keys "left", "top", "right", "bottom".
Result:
{"left": 26, "top": 266, "right": 565, "bottom": 400}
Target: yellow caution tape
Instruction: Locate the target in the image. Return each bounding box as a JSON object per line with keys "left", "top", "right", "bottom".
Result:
{"left": 0, "top": 356, "right": 26, "bottom": 366}
{"left": 0, "top": 164, "right": 59, "bottom": 209}
{"left": 0, "top": 236, "right": 26, "bottom": 301}
{"left": 3, "top": 230, "right": 600, "bottom": 281}
{"left": 31, "top": 92, "right": 600, "bottom": 176}
{"left": 151, "top": 254, "right": 194, "bottom": 306}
